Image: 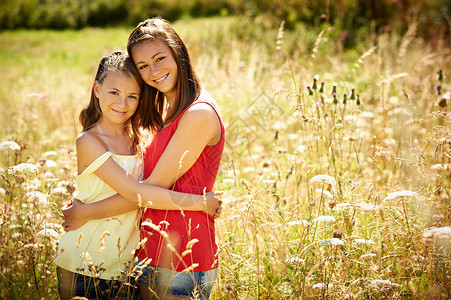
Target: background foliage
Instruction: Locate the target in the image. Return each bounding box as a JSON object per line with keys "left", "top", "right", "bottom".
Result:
{"left": 1, "top": 0, "right": 450, "bottom": 45}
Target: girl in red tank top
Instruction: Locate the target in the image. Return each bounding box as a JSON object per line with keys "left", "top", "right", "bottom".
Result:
{"left": 128, "top": 18, "right": 224, "bottom": 299}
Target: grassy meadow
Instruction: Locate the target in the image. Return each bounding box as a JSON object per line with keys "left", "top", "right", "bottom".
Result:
{"left": 1, "top": 16, "right": 450, "bottom": 299}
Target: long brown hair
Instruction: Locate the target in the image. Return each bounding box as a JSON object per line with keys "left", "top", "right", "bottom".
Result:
{"left": 79, "top": 50, "right": 147, "bottom": 154}
{"left": 127, "top": 17, "right": 201, "bottom": 133}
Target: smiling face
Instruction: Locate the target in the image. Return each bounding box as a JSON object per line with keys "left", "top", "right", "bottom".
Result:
{"left": 132, "top": 39, "right": 178, "bottom": 103}
{"left": 94, "top": 71, "right": 141, "bottom": 126}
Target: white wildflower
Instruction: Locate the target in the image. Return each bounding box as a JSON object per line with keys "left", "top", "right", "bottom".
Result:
{"left": 8, "top": 163, "right": 38, "bottom": 174}
{"left": 312, "top": 283, "right": 332, "bottom": 289}
{"left": 383, "top": 190, "right": 418, "bottom": 202}
{"left": 310, "top": 175, "right": 337, "bottom": 186}
{"left": 26, "top": 191, "right": 48, "bottom": 207}
{"left": 360, "top": 111, "right": 375, "bottom": 118}
{"left": 51, "top": 187, "right": 67, "bottom": 196}
{"left": 288, "top": 133, "right": 299, "bottom": 140}
{"left": 360, "top": 253, "right": 377, "bottom": 259}
{"left": 355, "top": 202, "right": 378, "bottom": 211}
{"left": 27, "top": 92, "right": 45, "bottom": 98}
{"left": 271, "top": 121, "right": 286, "bottom": 130}
{"left": 243, "top": 167, "right": 255, "bottom": 173}
{"left": 320, "top": 238, "right": 344, "bottom": 246}
{"left": 37, "top": 228, "right": 60, "bottom": 240}
{"left": 44, "top": 160, "right": 57, "bottom": 168}
{"left": 431, "top": 164, "right": 449, "bottom": 171}
{"left": 297, "top": 144, "right": 306, "bottom": 153}
{"left": 285, "top": 257, "right": 305, "bottom": 264}
{"left": 42, "top": 151, "right": 57, "bottom": 157}
{"left": 263, "top": 179, "right": 276, "bottom": 185}
{"left": 312, "top": 215, "right": 336, "bottom": 223}
{"left": 222, "top": 178, "right": 235, "bottom": 183}
{"left": 355, "top": 239, "right": 375, "bottom": 245}
{"left": 0, "top": 141, "right": 20, "bottom": 151}
{"left": 368, "top": 279, "right": 400, "bottom": 288}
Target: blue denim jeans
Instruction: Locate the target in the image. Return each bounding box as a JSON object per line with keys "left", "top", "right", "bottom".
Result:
{"left": 135, "top": 259, "right": 217, "bottom": 299}
{"left": 56, "top": 267, "right": 139, "bottom": 299}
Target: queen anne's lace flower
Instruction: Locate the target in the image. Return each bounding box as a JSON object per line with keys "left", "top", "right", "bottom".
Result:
{"left": 320, "top": 238, "right": 344, "bottom": 246}
{"left": 355, "top": 238, "right": 375, "bottom": 245}
{"left": 310, "top": 174, "right": 337, "bottom": 186}
{"left": 368, "top": 279, "right": 400, "bottom": 288}
{"left": 8, "top": 163, "right": 38, "bottom": 174}
{"left": 0, "top": 141, "right": 20, "bottom": 151}
{"left": 26, "top": 191, "right": 48, "bottom": 207}
{"left": 383, "top": 190, "right": 418, "bottom": 201}
{"left": 312, "top": 215, "right": 336, "bottom": 223}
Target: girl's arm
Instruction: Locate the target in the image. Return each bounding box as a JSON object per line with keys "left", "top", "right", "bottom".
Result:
{"left": 63, "top": 103, "right": 222, "bottom": 231}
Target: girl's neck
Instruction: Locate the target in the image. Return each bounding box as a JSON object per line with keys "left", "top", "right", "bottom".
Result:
{"left": 94, "top": 118, "right": 127, "bottom": 137}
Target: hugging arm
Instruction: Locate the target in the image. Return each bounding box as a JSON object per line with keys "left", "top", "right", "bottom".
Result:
{"left": 62, "top": 104, "right": 222, "bottom": 231}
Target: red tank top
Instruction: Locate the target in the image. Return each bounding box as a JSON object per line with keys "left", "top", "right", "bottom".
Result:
{"left": 138, "top": 91, "right": 224, "bottom": 272}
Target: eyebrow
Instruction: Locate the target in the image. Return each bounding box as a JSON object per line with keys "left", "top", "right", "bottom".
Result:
{"left": 135, "top": 51, "right": 165, "bottom": 65}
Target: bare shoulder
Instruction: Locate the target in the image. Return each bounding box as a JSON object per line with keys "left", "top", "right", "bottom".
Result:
{"left": 182, "top": 102, "right": 219, "bottom": 124}
{"left": 76, "top": 131, "right": 106, "bottom": 152}
{"left": 76, "top": 131, "right": 109, "bottom": 169}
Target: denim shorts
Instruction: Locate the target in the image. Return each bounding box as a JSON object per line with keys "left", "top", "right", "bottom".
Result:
{"left": 56, "top": 266, "right": 139, "bottom": 299}
{"left": 134, "top": 258, "right": 217, "bottom": 299}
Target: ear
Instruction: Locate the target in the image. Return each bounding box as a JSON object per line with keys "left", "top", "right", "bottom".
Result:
{"left": 93, "top": 81, "right": 101, "bottom": 98}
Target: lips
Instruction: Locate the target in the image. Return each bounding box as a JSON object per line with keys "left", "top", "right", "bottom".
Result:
{"left": 112, "top": 108, "right": 126, "bottom": 115}
{"left": 154, "top": 73, "right": 169, "bottom": 84}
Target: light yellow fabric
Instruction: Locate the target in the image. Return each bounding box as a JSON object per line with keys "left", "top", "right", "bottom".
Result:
{"left": 54, "top": 151, "right": 142, "bottom": 280}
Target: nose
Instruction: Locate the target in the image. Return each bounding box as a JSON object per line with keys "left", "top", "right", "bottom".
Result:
{"left": 117, "top": 94, "right": 126, "bottom": 107}
{"left": 150, "top": 63, "right": 160, "bottom": 76}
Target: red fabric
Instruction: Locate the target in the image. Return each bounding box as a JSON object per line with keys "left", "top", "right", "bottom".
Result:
{"left": 138, "top": 92, "right": 224, "bottom": 272}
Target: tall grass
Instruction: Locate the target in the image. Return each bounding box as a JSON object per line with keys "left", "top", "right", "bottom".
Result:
{"left": 1, "top": 16, "right": 450, "bottom": 299}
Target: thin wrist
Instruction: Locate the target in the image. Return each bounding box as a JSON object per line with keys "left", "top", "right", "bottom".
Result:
{"left": 81, "top": 203, "right": 93, "bottom": 221}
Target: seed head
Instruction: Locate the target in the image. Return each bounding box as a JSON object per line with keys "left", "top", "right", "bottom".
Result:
{"left": 333, "top": 229, "right": 343, "bottom": 239}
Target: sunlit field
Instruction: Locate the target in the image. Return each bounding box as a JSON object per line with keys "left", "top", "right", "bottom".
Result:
{"left": 1, "top": 16, "right": 450, "bottom": 299}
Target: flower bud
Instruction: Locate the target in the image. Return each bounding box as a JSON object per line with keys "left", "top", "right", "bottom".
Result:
{"left": 333, "top": 93, "right": 338, "bottom": 104}
{"left": 332, "top": 82, "right": 337, "bottom": 95}
{"left": 307, "top": 85, "right": 313, "bottom": 95}
{"left": 435, "top": 85, "right": 442, "bottom": 96}
{"left": 343, "top": 93, "right": 347, "bottom": 104}
{"left": 350, "top": 88, "right": 356, "bottom": 100}
{"left": 319, "top": 82, "right": 324, "bottom": 93}
{"left": 356, "top": 94, "right": 361, "bottom": 105}
{"left": 312, "top": 75, "right": 319, "bottom": 90}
